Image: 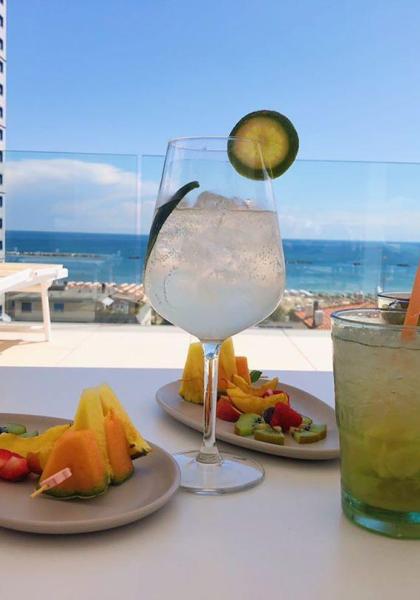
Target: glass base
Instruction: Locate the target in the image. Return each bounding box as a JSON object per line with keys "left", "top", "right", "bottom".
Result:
{"left": 173, "top": 450, "right": 265, "bottom": 495}
{"left": 342, "top": 489, "right": 420, "bottom": 539}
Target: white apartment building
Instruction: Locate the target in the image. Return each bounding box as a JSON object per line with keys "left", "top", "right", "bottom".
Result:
{"left": 0, "top": 0, "right": 5, "bottom": 318}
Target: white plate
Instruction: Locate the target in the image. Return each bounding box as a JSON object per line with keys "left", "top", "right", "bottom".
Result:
{"left": 156, "top": 381, "right": 339, "bottom": 460}
{"left": 0, "top": 413, "right": 180, "bottom": 534}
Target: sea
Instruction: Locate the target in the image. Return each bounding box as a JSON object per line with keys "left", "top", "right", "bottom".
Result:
{"left": 5, "top": 230, "right": 420, "bottom": 295}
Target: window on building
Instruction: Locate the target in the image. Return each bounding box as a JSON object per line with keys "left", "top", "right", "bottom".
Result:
{"left": 21, "top": 302, "right": 32, "bottom": 313}
{"left": 0, "top": 218, "right": 3, "bottom": 229}
{"left": 0, "top": 16, "right": 3, "bottom": 27}
{"left": 0, "top": 62, "right": 3, "bottom": 73}
{"left": 0, "top": 196, "right": 3, "bottom": 207}
{"left": 0, "top": 240, "right": 2, "bottom": 250}
{"left": 0, "top": 151, "right": 3, "bottom": 162}
{"left": 0, "top": 85, "right": 3, "bottom": 96}
{"left": 0, "top": 39, "right": 3, "bottom": 51}
{"left": 53, "top": 303, "right": 65, "bottom": 313}
{"left": 0, "top": 129, "right": 3, "bottom": 140}
{"left": 0, "top": 175, "right": 3, "bottom": 185}
{"left": 0, "top": 108, "right": 3, "bottom": 118}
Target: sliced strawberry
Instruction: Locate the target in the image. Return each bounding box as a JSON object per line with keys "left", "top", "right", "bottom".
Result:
{"left": 271, "top": 403, "right": 302, "bottom": 432}
{"left": 0, "top": 454, "right": 29, "bottom": 481}
{"left": 0, "top": 449, "right": 14, "bottom": 470}
{"left": 27, "top": 452, "right": 43, "bottom": 475}
{"left": 216, "top": 398, "right": 242, "bottom": 422}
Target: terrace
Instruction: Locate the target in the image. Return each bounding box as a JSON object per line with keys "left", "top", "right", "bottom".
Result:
{"left": 2, "top": 2, "right": 420, "bottom": 597}
{"left": 0, "top": 322, "right": 332, "bottom": 370}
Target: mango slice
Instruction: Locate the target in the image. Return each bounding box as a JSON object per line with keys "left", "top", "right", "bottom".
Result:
{"left": 227, "top": 386, "right": 289, "bottom": 415}
{"left": 230, "top": 374, "right": 279, "bottom": 397}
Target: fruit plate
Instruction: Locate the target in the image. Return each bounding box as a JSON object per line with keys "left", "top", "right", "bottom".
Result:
{"left": 0, "top": 413, "right": 180, "bottom": 535}
{"left": 156, "top": 381, "right": 339, "bottom": 460}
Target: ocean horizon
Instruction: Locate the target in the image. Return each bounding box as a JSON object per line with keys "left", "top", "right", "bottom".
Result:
{"left": 5, "top": 230, "right": 420, "bottom": 294}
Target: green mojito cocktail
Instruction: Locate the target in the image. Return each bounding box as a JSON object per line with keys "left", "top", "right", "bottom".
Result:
{"left": 332, "top": 308, "right": 420, "bottom": 538}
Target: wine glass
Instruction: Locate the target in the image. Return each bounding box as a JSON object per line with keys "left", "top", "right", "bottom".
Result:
{"left": 144, "top": 137, "right": 285, "bottom": 494}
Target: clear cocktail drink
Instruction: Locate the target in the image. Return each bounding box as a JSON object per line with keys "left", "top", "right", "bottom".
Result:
{"left": 332, "top": 308, "right": 420, "bottom": 538}
{"left": 143, "top": 136, "right": 286, "bottom": 494}
{"left": 145, "top": 201, "right": 284, "bottom": 341}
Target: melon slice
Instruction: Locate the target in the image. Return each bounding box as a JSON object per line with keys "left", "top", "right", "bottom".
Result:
{"left": 235, "top": 356, "right": 251, "bottom": 384}
{"left": 104, "top": 409, "right": 134, "bottom": 485}
{"left": 40, "top": 430, "right": 108, "bottom": 499}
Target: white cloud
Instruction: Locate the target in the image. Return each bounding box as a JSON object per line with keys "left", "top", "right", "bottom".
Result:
{"left": 7, "top": 157, "right": 418, "bottom": 241}
{"left": 5, "top": 158, "right": 158, "bottom": 234}
{"left": 278, "top": 205, "right": 420, "bottom": 242}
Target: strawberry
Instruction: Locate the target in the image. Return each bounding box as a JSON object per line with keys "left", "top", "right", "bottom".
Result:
{"left": 216, "top": 397, "right": 242, "bottom": 422}
{"left": 0, "top": 448, "right": 13, "bottom": 470}
{"left": 27, "top": 452, "right": 43, "bottom": 475}
{"left": 0, "top": 453, "right": 29, "bottom": 482}
{"left": 271, "top": 403, "right": 302, "bottom": 432}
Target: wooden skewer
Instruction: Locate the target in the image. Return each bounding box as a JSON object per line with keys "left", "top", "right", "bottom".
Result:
{"left": 30, "top": 485, "right": 49, "bottom": 499}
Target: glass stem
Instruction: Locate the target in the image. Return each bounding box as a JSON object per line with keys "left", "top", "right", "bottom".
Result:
{"left": 197, "top": 341, "right": 222, "bottom": 465}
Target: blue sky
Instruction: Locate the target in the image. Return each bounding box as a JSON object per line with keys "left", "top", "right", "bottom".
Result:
{"left": 7, "top": 0, "right": 420, "bottom": 161}
{"left": 5, "top": 0, "right": 420, "bottom": 238}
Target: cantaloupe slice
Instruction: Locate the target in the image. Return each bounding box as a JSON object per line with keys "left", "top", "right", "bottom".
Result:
{"left": 218, "top": 338, "right": 237, "bottom": 390}
{"left": 104, "top": 409, "right": 134, "bottom": 485}
{"left": 235, "top": 356, "right": 251, "bottom": 384}
{"left": 98, "top": 384, "right": 151, "bottom": 459}
{"left": 40, "top": 430, "right": 109, "bottom": 499}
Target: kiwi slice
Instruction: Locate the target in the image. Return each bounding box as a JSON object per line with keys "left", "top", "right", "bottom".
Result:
{"left": 234, "top": 413, "right": 262, "bottom": 436}
{"left": 228, "top": 110, "right": 299, "bottom": 180}
{"left": 20, "top": 431, "right": 39, "bottom": 438}
{"left": 255, "top": 426, "right": 285, "bottom": 446}
{"left": 293, "top": 424, "right": 327, "bottom": 444}
{"left": 3, "top": 423, "right": 27, "bottom": 435}
{"left": 144, "top": 180, "right": 200, "bottom": 267}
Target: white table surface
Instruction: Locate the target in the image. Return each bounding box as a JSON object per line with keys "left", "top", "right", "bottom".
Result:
{"left": 0, "top": 367, "right": 419, "bottom": 600}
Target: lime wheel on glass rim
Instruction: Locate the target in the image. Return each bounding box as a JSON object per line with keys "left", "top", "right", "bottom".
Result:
{"left": 227, "top": 110, "right": 299, "bottom": 180}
